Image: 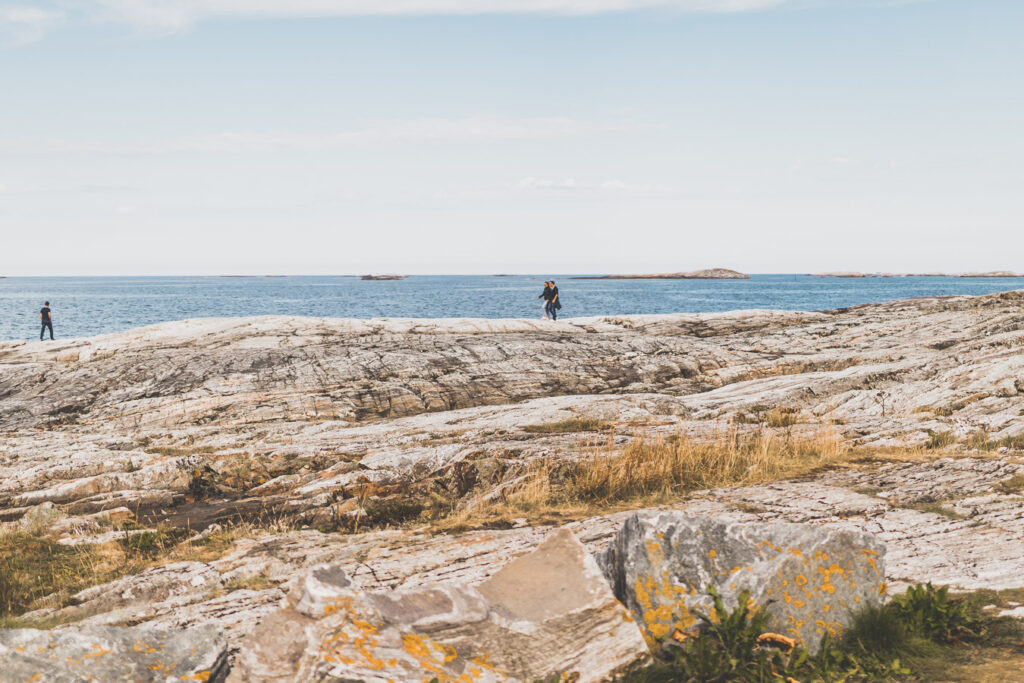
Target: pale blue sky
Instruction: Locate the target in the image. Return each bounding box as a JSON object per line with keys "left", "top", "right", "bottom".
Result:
{"left": 0, "top": 0, "right": 1021, "bottom": 275}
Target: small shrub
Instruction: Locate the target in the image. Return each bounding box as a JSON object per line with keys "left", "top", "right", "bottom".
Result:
{"left": 361, "top": 496, "right": 427, "bottom": 527}
{"left": 889, "top": 582, "right": 983, "bottom": 643}
{"left": 844, "top": 601, "right": 913, "bottom": 655}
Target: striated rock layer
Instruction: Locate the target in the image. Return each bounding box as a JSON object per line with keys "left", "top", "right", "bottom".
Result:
{"left": 3, "top": 290, "right": 1024, "bottom": 678}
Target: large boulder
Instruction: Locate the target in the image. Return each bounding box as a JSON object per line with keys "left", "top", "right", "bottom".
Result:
{"left": 0, "top": 624, "right": 229, "bottom": 682}
{"left": 232, "top": 528, "right": 648, "bottom": 682}
{"left": 599, "top": 512, "right": 886, "bottom": 652}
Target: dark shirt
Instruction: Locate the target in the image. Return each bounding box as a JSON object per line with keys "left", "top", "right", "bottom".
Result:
{"left": 549, "top": 286, "right": 559, "bottom": 301}
{"left": 40, "top": 307, "right": 51, "bottom": 322}
{"left": 539, "top": 286, "right": 552, "bottom": 301}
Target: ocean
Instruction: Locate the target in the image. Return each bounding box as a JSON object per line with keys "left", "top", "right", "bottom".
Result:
{"left": 2, "top": 274, "right": 1022, "bottom": 342}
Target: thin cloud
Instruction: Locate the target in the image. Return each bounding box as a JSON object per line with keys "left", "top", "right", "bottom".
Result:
{"left": 0, "top": 6, "right": 64, "bottom": 44}
{"left": 5, "top": 115, "right": 650, "bottom": 157}
{"left": 515, "top": 176, "right": 673, "bottom": 195}
{"left": 2, "top": 0, "right": 935, "bottom": 41}
{"left": 89, "top": 0, "right": 786, "bottom": 29}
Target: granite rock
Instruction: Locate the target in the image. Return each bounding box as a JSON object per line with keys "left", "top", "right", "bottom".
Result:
{"left": 232, "top": 529, "right": 648, "bottom": 682}
{"left": 599, "top": 512, "right": 886, "bottom": 652}
{"left": 0, "top": 624, "right": 229, "bottom": 682}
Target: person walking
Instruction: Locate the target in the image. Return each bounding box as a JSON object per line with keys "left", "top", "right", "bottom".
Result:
{"left": 547, "top": 281, "right": 560, "bottom": 321}
{"left": 40, "top": 301, "right": 54, "bottom": 341}
{"left": 538, "top": 281, "right": 552, "bottom": 319}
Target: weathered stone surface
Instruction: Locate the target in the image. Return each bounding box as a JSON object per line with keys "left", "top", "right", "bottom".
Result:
{"left": 599, "top": 512, "right": 887, "bottom": 652}
{"left": 4, "top": 291, "right": 1024, "bottom": 531}
{"left": 232, "top": 528, "right": 648, "bottom": 682}
{"left": 0, "top": 624, "right": 229, "bottom": 682}
{"left": 6, "top": 291, "right": 1024, "bottom": 673}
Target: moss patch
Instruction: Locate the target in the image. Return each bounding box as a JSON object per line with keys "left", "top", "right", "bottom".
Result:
{"left": 522, "top": 418, "right": 611, "bottom": 434}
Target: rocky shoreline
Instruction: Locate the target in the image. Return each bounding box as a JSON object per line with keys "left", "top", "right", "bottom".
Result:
{"left": 3, "top": 289, "right": 1024, "bottom": 680}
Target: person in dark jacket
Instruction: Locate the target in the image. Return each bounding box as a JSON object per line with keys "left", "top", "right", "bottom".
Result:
{"left": 546, "top": 281, "right": 560, "bottom": 321}
{"left": 40, "top": 301, "right": 54, "bottom": 341}
{"left": 538, "top": 281, "right": 552, "bottom": 319}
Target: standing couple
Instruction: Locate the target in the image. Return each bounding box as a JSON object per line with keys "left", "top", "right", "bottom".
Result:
{"left": 538, "top": 280, "right": 560, "bottom": 321}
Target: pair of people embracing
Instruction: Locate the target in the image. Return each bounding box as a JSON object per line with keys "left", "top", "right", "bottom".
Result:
{"left": 538, "top": 280, "right": 560, "bottom": 320}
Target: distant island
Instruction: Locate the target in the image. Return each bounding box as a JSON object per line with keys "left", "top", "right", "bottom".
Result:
{"left": 811, "top": 271, "right": 1024, "bottom": 278}
{"left": 573, "top": 268, "right": 749, "bottom": 280}
{"left": 361, "top": 274, "right": 408, "bottom": 281}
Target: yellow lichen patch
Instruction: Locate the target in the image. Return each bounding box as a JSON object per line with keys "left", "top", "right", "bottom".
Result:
{"left": 179, "top": 672, "right": 211, "bottom": 682}
{"left": 860, "top": 548, "right": 880, "bottom": 574}
{"left": 633, "top": 570, "right": 699, "bottom": 645}
{"left": 784, "top": 615, "right": 807, "bottom": 648}
{"left": 815, "top": 619, "right": 843, "bottom": 639}
{"left": 756, "top": 632, "right": 796, "bottom": 653}
{"left": 708, "top": 549, "right": 717, "bottom": 559}
{"left": 83, "top": 645, "right": 112, "bottom": 659}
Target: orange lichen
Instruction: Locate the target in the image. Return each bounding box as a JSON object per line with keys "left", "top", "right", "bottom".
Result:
{"left": 179, "top": 672, "right": 211, "bottom": 682}
{"left": 860, "top": 548, "right": 880, "bottom": 574}
{"left": 84, "top": 645, "right": 112, "bottom": 659}
{"left": 756, "top": 632, "right": 797, "bottom": 652}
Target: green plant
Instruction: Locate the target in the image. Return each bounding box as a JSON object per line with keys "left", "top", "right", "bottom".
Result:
{"left": 889, "top": 582, "right": 983, "bottom": 643}
{"left": 619, "top": 584, "right": 996, "bottom": 682}
{"left": 843, "top": 602, "right": 913, "bottom": 656}
{"left": 623, "top": 587, "right": 803, "bottom": 683}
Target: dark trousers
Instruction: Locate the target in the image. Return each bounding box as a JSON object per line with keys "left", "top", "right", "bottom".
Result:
{"left": 546, "top": 301, "right": 557, "bottom": 321}
{"left": 40, "top": 320, "right": 53, "bottom": 340}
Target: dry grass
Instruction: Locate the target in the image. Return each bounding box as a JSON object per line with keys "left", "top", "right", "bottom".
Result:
{"left": 0, "top": 522, "right": 261, "bottom": 623}
{"left": 435, "top": 428, "right": 846, "bottom": 531}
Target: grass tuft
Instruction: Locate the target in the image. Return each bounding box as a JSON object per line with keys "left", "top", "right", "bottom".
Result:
{"left": 436, "top": 428, "right": 845, "bottom": 531}
{"left": 926, "top": 430, "right": 958, "bottom": 450}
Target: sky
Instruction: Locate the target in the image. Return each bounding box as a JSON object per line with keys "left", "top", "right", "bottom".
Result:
{"left": 0, "top": 0, "right": 1021, "bottom": 276}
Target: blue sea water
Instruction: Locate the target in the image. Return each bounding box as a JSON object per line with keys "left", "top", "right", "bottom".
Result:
{"left": 1, "top": 274, "right": 1022, "bottom": 342}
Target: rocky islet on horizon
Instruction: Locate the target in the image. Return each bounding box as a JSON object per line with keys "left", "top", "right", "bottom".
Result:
{"left": 2, "top": 290, "right": 1024, "bottom": 679}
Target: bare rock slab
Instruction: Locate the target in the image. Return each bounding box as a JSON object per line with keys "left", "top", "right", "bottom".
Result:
{"left": 599, "top": 512, "right": 887, "bottom": 652}
{"left": 0, "top": 624, "right": 228, "bottom": 682}
{"left": 233, "top": 528, "right": 648, "bottom": 682}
